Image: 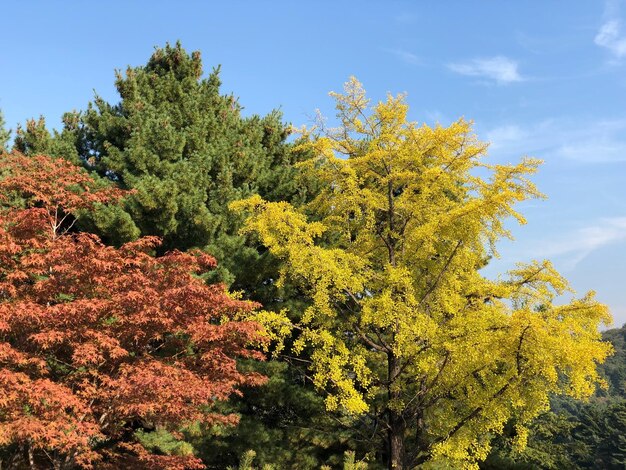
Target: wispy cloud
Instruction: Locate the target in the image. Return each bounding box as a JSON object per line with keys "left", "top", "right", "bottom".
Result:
{"left": 448, "top": 56, "right": 523, "bottom": 84}
{"left": 527, "top": 217, "right": 626, "bottom": 269}
{"left": 384, "top": 48, "right": 422, "bottom": 66}
{"left": 595, "top": 0, "right": 626, "bottom": 61}
{"left": 484, "top": 119, "right": 626, "bottom": 163}
{"left": 485, "top": 125, "right": 527, "bottom": 151}
{"left": 486, "top": 217, "right": 626, "bottom": 273}
{"left": 595, "top": 20, "right": 626, "bottom": 59}
{"left": 423, "top": 109, "right": 452, "bottom": 126}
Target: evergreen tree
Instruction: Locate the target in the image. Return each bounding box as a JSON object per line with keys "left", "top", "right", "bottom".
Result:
{"left": 70, "top": 41, "right": 311, "bottom": 284}
{"left": 194, "top": 360, "right": 376, "bottom": 469}
{"left": 13, "top": 113, "right": 83, "bottom": 164}
{"left": 599, "top": 325, "right": 626, "bottom": 396}
{"left": 11, "top": 114, "right": 140, "bottom": 245}
{"left": 8, "top": 43, "right": 340, "bottom": 467}
{"left": 10, "top": 42, "right": 315, "bottom": 285}
{"left": 0, "top": 108, "right": 10, "bottom": 153}
{"left": 13, "top": 116, "right": 52, "bottom": 155}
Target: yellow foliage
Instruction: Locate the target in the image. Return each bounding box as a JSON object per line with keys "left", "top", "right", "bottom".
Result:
{"left": 230, "top": 77, "right": 612, "bottom": 468}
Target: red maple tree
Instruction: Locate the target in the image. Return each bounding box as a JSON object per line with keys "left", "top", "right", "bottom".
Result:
{"left": 0, "top": 153, "right": 267, "bottom": 469}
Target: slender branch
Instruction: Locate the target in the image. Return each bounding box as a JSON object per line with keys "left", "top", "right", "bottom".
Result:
{"left": 387, "top": 180, "right": 396, "bottom": 266}
{"left": 446, "top": 377, "right": 514, "bottom": 442}
{"left": 421, "top": 364, "right": 489, "bottom": 410}
{"left": 373, "top": 327, "right": 392, "bottom": 352}
{"left": 416, "top": 325, "right": 532, "bottom": 464}
{"left": 418, "top": 239, "right": 463, "bottom": 307}
{"left": 412, "top": 375, "right": 517, "bottom": 469}
{"left": 512, "top": 265, "right": 547, "bottom": 293}
{"left": 355, "top": 325, "right": 389, "bottom": 353}
{"left": 422, "top": 351, "right": 450, "bottom": 399}
{"left": 516, "top": 325, "right": 531, "bottom": 375}
{"left": 279, "top": 354, "right": 313, "bottom": 365}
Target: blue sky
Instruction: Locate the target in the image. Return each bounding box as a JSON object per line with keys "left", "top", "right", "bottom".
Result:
{"left": 1, "top": 1, "right": 626, "bottom": 326}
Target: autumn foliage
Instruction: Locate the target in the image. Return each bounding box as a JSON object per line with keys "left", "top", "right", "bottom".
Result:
{"left": 233, "top": 79, "right": 613, "bottom": 469}
{"left": 0, "top": 153, "right": 266, "bottom": 468}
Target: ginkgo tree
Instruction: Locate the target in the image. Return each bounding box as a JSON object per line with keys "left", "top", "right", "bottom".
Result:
{"left": 232, "top": 78, "right": 613, "bottom": 470}
{"left": 0, "top": 153, "right": 267, "bottom": 469}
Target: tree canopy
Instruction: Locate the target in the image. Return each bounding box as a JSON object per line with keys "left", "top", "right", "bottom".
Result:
{"left": 0, "top": 44, "right": 618, "bottom": 469}
{"left": 233, "top": 78, "right": 613, "bottom": 469}
{"left": 483, "top": 323, "right": 626, "bottom": 470}
{"left": 0, "top": 152, "right": 267, "bottom": 469}
{"left": 11, "top": 42, "right": 315, "bottom": 286}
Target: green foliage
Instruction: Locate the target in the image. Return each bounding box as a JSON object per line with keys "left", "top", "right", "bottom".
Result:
{"left": 342, "top": 451, "right": 369, "bottom": 470}
{"left": 194, "top": 360, "right": 372, "bottom": 469}
{"left": 482, "top": 408, "right": 580, "bottom": 470}
{"left": 12, "top": 113, "right": 83, "bottom": 165}
{"left": 13, "top": 116, "right": 52, "bottom": 155}
{"left": 485, "top": 400, "right": 626, "bottom": 470}
{"left": 226, "top": 450, "right": 274, "bottom": 470}
{"left": 135, "top": 428, "right": 196, "bottom": 458}
{"left": 78, "top": 42, "right": 312, "bottom": 267}
{"left": 234, "top": 77, "right": 612, "bottom": 469}
{"left": 0, "top": 108, "right": 10, "bottom": 152}
{"left": 599, "top": 326, "right": 626, "bottom": 396}
{"left": 484, "top": 324, "right": 626, "bottom": 470}
{"left": 597, "top": 400, "right": 626, "bottom": 468}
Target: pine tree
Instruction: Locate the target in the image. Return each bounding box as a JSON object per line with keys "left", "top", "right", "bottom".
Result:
{"left": 71, "top": 42, "right": 311, "bottom": 285}
{"left": 6, "top": 43, "right": 341, "bottom": 468}
{"left": 194, "top": 359, "right": 370, "bottom": 469}
{"left": 12, "top": 113, "right": 84, "bottom": 165}
{"left": 0, "top": 109, "right": 10, "bottom": 153}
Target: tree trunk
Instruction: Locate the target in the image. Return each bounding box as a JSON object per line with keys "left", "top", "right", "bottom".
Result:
{"left": 413, "top": 408, "right": 430, "bottom": 467}
{"left": 53, "top": 450, "right": 62, "bottom": 470}
{"left": 388, "top": 352, "right": 405, "bottom": 469}
{"left": 386, "top": 180, "right": 404, "bottom": 469}
{"left": 27, "top": 442, "right": 35, "bottom": 469}
{"left": 389, "top": 410, "right": 405, "bottom": 469}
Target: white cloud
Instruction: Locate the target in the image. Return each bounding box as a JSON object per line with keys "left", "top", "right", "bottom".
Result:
{"left": 529, "top": 217, "right": 626, "bottom": 269}
{"left": 485, "top": 125, "right": 527, "bottom": 151}
{"left": 385, "top": 48, "right": 421, "bottom": 65}
{"left": 486, "top": 217, "right": 626, "bottom": 273}
{"left": 448, "top": 56, "right": 523, "bottom": 84}
{"left": 484, "top": 119, "right": 626, "bottom": 163}
{"left": 595, "top": 19, "right": 626, "bottom": 59}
